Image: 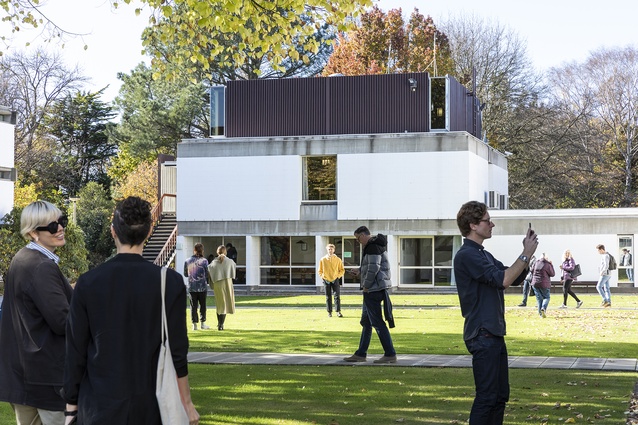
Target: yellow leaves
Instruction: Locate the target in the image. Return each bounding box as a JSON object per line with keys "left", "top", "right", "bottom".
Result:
{"left": 161, "top": 5, "right": 172, "bottom": 17}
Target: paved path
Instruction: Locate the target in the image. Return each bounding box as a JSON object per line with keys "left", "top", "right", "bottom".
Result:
{"left": 188, "top": 352, "right": 638, "bottom": 371}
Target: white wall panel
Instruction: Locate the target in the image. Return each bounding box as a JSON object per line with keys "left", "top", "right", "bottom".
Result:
{"left": 338, "top": 152, "right": 480, "bottom": 220}
{"left": 178, "top": 156, "right": 301, "bottom": 221}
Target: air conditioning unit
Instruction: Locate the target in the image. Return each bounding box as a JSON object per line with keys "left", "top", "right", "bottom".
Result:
{"left": 486, "top": 191, "right": 500, "bottom": 209}
{"left": 499, "top": 194, "right": 509, "bottom": 210}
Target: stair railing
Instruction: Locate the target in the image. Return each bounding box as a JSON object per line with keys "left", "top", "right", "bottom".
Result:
{"left": 151, "top": 193, "right": 177, "bottom": 227}
{"left": 154, "top": 226, "right": 178, "bottom": 266}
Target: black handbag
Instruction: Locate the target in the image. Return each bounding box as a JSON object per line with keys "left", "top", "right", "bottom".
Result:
{"left": 570, "top": 264, "right": 582, "bottom": 278}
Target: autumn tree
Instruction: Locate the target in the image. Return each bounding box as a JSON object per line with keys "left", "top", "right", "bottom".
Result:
{"left": 143, "top": 5, "right": 339, "bottom": 83}
{"left": 112, "top": 159, "right": 158, "bottom": 204}
{"left": 323, "top": 7, "right": 454, "bottom": 76}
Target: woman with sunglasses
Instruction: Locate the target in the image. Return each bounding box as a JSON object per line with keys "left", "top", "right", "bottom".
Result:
{"left": 0, "top": 200, "right": 73, "bottom": 425}
{"left": 62, "top": 196, "right": 199, "bottom": 425}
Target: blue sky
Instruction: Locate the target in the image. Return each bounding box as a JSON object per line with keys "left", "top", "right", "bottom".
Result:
{"left": 3, "top": 0, "right": 636, "bottom": 103}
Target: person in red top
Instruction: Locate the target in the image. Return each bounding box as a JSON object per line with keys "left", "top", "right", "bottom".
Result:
{"left": 318, "top": 244, "right": 345, "bottom": 317}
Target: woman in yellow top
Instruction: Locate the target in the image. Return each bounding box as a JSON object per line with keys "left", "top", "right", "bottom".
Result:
{"left": 318, "top": 244, "right": 345, "bottom": 317}
{"left": 208, "top": 245, "right": 236, "bottom": 330}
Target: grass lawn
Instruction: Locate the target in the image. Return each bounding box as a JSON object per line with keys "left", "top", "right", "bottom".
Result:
{"left": 1, "top": 293, "right": 636, "bottom": 424}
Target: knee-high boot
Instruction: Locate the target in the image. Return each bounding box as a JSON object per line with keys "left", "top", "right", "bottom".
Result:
{"left": 218, "top": 314, "right": 226, "bottom": 330}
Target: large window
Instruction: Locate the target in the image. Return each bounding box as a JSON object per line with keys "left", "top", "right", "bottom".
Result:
{"left": 303, "top": 156, "right": 336, "bottom": 200}
{"left": 261, "top": 236, "right": 316, "bottom": 285}
{"left": 199, "top": 237, "right": 246, "bottom": 284}
{"left": 326, "top": 236, "right": 361, "bottom": 285}
{"left": 618, "top": 235, "right": 634, "bottom": 283}
{"left": 399, "top": 236, "right": 455, "bottom": 286}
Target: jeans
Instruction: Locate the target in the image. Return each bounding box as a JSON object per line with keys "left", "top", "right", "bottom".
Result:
{"left": 354, "top": 290, "right": 396, "bottom": 357}
{"left": 190, "top": 291, "right": 207, "bottom": 323}
{"left": 521, "top": 279, "right": 532, "bottom": 304}
{"left": 596, "top": 275, "right": 611, "bottom": 303}
{"left": 533, "top": 287, "right": 550, "bottom": 315}
{"left": 323, "top": 279, "right": 341, "bottom": 313}
{"left": 465, "top": 329, "right": 509, "bottom": 425}
{"left": 628, "top": 267, "right": 634, "bottom": 282}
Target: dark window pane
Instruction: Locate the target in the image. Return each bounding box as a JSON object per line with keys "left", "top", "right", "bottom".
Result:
{"left": 292, "top": 238, "right": 315, "bottom": 266}
{"left": 261, "top": 236, "right": 290, "bottom": 266}
{"left": 400, "top": 269, "right": 433, "bottom": 285}
{"left": 434, "top": 268, "right": 453, "bottom": 286}
{"left": 342, "top": 237, "right": 361, "bottom": 268}
{"left": 434, "top": 236, "right": 454, "bottom": 266}
{"left": 291, "top": 268, "right": 315, "bottom": 285}
{"left": 401, "top": 238, "right": 432, "bottom": 267}
{"left": 261, "top": 268, "right": 290, "bottom": 285}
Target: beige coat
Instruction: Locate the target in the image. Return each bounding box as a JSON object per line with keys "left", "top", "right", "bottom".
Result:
{"left": 208, "top": 256, "right": 236, "bottom": 314}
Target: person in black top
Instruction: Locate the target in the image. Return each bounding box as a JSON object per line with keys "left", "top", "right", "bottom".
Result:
{"left": 453, "top": 201, "right": 537, "bottom": 425}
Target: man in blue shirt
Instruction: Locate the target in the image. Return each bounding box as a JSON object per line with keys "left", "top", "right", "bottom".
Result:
{"left": 454, "top": 201, "right": 538, "bottom": 424}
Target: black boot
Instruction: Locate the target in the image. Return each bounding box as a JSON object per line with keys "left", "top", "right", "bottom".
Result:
{"left": 217, "top": 314, "right": 222, "bottom": 330}
{"left": 219, "top": 314, "right": 226, "bottom": 330}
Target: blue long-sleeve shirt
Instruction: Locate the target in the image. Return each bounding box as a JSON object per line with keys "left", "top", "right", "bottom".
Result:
{"left": 454, "top": 238, "right": 525, "bottom": 341}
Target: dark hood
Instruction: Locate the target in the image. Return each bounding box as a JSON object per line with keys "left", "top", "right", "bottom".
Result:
{"left": 364, "top": 233, "right": 387, "bottom": 255}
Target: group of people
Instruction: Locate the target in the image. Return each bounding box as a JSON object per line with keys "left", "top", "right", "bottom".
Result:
{"left": 517, "top": 243, "right": 631, "bottom": 314}
{"left": 183, "top": 242, "right": 236, "bottom": 331}
{"left": 0, "top": 198, "right": 200, "bottom": 425}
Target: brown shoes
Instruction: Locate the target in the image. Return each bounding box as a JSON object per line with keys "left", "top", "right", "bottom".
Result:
{"left": 373, "top": 355, "right": 397, "bottom": 364}
{"left": 343, "top": 354, "right": 367, "bottom": 362}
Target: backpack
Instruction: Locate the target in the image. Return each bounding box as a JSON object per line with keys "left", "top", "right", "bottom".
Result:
{"left": 608, "top": 253, "right": 617, "bottom": 271}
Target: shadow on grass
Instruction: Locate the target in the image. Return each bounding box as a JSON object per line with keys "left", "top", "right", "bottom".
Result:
{"left": 188, "top": 364, "right": 635, "bottom": 425}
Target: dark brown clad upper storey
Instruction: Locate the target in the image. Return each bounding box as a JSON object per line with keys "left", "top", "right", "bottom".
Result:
{"left": 222, "top": 72, "right": 482, "bottom": 139}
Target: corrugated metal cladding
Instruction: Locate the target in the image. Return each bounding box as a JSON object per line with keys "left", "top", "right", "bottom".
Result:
{"left": 447, "top": 76, "right": 481, "bottom": 139}
{"left": 225, "top": 73, "right": 431, "bottom": 138}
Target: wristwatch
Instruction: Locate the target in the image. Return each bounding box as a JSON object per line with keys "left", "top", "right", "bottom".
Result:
{"left": 518, "top": 255, "right": 529, "bottom": 263}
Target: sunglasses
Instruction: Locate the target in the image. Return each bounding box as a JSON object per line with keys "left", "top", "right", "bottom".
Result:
{"left": 36, "top": 216, "right": 68, "bottom": 234}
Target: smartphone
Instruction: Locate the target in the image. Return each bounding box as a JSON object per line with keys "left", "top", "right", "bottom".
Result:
{"left": 528, "top": 222, "right": 534, "bottom": 235}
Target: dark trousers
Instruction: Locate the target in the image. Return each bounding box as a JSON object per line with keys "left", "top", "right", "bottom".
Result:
{"left": 324, "top": 279, "right": 341, "bottom": 313}
{"left": 562, "top": 279, "right": 581, "bottom": 304}
{"left": 465, "top": 329, "right": 509, "bottom": 425}
{"left": 190, "top": 291, "right": 207, "bottom": 323}
{"left": 355, "top": 290, "right": 396, "bottom": 357}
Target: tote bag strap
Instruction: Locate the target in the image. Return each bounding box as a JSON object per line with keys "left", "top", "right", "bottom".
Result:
{"left": 160, "top": 266, "right": 169, "bottom": 344}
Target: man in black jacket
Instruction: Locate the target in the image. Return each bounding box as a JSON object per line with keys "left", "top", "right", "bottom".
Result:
{"left": 343, "top": 226, "right": 397, "bottom": 364}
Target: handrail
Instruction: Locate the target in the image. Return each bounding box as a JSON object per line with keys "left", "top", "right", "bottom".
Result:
{"left": 154, "top": 225, "right": 178, "bottom": 266}
{"left": 151, "top": 193, "right": 177, "bottom": 226}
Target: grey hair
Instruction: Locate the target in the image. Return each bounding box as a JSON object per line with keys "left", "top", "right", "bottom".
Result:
{"left": 20, "top": 201, "right": 62, "bottom": 240}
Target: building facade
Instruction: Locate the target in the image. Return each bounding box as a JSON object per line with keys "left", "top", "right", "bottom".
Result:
{"left": 174, "top": 73, "right": 636, "bottom": 289}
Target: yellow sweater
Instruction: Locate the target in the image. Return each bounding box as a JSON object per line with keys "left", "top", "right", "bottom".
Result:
{"left": 318, "top": 255, "right": 345, "bottom": 282}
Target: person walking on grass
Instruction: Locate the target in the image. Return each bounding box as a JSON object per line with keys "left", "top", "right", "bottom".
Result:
{"left": 184, "top": 243, "right": 211, "bottom": 330}
{"left": 208, "top": 245, "right": 236, "bottom": 330}
{"left": 558, "top": 249, "right": 583, "bottom": 309}
{"left": 531, "top": 253, "right": 555, "bottom": 318}
{"left": 517, "top": 255, "right": 536, "bottom": 307}
{"left": 453, "top": 201, "right": 538, "bottom": 425}
{"left": 318, "top": 243, "right": 345, "bottom": 317}
{"left": 596, "top": 244, "right": 612, "bottom": 307}
{"left": 343, "top": 226, "right": 397, "bottom": 364}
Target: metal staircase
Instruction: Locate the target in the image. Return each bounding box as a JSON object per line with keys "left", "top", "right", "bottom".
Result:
{"left": 143, "top": 194, "right": 177, "bottom": 266}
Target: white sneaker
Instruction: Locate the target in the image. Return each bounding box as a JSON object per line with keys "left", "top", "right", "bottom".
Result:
{"left": 559, "top": 304, "right": 567, "bottom": 309}
{"left": 200, "top": 323, "right": 210, "bottom": 330}
{"left": 192, "top": 323, "right": 198, "bottom": 331}
{"left": 576, "top": 301, "right": 583, "bottom": 309}
{"left": 540, "top": 309, "right": 546, "bottom": 318}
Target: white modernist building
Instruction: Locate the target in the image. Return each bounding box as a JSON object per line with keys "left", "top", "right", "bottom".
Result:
{"left": 0, "top": 106, "right": 16, "bottom": 223}
{"left": 173, "top": 74, "right": 636, "bottom": 290}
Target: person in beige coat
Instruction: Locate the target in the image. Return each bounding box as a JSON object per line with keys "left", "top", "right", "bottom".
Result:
{"left": 208, "top": 245, "right": 236, "bottom": 330}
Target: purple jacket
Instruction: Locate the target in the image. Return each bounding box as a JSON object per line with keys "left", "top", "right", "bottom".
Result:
{"left": 531, "top": 258, "right": 555, "bottom": 289}
{"left": 561, "top": 257, "right": 576, "bottom": 281}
